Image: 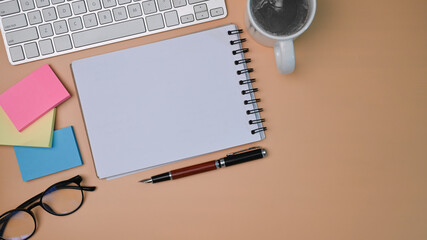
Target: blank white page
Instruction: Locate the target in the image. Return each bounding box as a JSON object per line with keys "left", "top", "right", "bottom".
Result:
{"left": 72, "top": 24, "right": 265, "bottom": 179}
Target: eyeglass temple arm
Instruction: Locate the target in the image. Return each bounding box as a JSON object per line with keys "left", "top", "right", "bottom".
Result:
{"left": 81, "top": 186, "right": 96, "bottom": 191}
{"left": 53, "top": 185, "right": 97, "bottom": 191}
{"left": 16, "top": 192, "right": 44, "bottom": 209}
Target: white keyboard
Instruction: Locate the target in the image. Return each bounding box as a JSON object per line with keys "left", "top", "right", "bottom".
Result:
{"left": 0, "top": 0, "right": 227, "bottom": 65}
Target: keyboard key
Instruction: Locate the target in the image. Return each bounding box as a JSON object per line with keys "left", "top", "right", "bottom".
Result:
{"left": 57, "top": 3, "right": 72, "bottom": 18}
{"left": 53, "top": 20, "right": 68, "bottom": 34}
{"left": 68, "top": 17, "right": 83, "bottom": 31}
{"left": 157, "top": 0, "right": 171, "bottom": 11}
{"left": 210, "top": 7, "right": 223, "bottom": 17}
{"left": 39, "top": 38, "right": 54, "bottom": 55}
{"left": 87, "top": 0, "right": 101, "bottom": 11}
{"left": 38, "top": 23, "right": 53, "bottom": 37}
{"left": 193, "top": 3, "right": 206, "bottom": 12}
{"left": 72, "top": 18, "right": 146, "bottom": 47}
{"left": 20, "top": 0, "right": 35, "bottom": 11}
{"left": 102, "top": 0, "right": 117, "bottom": 8}
{"left": 6, "top": 27, "right": 38, "bottom": 45}
{"left": 180, "top": 13, "right": 193, "bottom": 23}
{"left": 146, "top": 13, "right": 164, "bottom": 31}
{"left": 142, "top": 0, "right": 156, "bottom": 14}
{"left": 35, "top": 0, "right": 50, "bottom": 8}
{"left": 42, "top": 7, "right": 57, "bottom": 21}
{"left": 53, "top": 34, "right": 72, "bottom": 51}
{"left": 51, "top": 0, "right": 65, "bottom": 4}
{"left": 98, "top": 10, "right": 112, "bottom": 24}
{"left": 72, "top": 1, "right": 87, "bottom": 15}
{"left": 195, "top": 11, "right": 207, "bottom": 20}
{"left": 164, "top": 10, "right": 178, "bottom": 27}
{"left": 127, "top": 3, "right": 142, "bottom": 18}
{"left": 188, "top": 0, "right": 206, "bottom": 4}
{"left": 118, "top": 0, "right": 131, "bottom": 5}
{"left": 83, "top": 13, "right": 98, "bottom": 27}
{"left": 0, "top": 0, "right": 20, "bottom": 17}
{"left": 2, "top": 14, "right": 28, "bottom": 31}
{"left": 113, "top": 7, "right": 127, "bottom": 21}
{"left": 23, "top": 42, "right": 39, "bottom": 58}
{"left": 28, "top": 10, "right": 42, "bottom": 25}
{"left": 9, "top": 45, "right": 25, "bottom": 61}
{"left": 172, "top": 0, "right": 186, "bottom": 8}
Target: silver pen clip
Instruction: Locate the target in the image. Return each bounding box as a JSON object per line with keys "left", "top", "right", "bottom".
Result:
{"left": 227, "top": 146, "right": 261, "bottom": 156}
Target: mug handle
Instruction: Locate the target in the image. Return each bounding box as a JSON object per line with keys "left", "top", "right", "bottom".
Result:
{"left": 274, "top": 40, "right": 295, "bottom": 74}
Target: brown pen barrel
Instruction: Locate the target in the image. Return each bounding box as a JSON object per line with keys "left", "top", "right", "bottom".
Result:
{"left": 170, "top": 160, "right": 217, "bottom": 179}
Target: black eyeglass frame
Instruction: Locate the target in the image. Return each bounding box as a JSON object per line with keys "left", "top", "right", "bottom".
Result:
{"left": 0, "top": 175, "right": 96, "bottom": 240}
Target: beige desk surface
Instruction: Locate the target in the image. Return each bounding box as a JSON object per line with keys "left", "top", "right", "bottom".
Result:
{"left": 1, "top": 0, "right": 426, "bottom": 239}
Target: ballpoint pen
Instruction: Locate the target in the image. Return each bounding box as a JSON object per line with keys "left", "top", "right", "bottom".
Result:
{"left": 139, "top": 147, "right": 267, "bottom": 183}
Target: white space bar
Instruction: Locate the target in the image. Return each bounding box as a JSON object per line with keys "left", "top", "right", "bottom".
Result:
{"left": 72, "top": 18, "right": 146, "bottom": 48}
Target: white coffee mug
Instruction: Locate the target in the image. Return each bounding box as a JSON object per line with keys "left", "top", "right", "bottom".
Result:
{"left": 245, "top": 0, "right": 316, "bottom": 74}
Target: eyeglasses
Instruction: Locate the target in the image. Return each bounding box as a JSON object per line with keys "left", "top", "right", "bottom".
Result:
{"left": 0, "top": 175, "right": 96, "bottom": 240}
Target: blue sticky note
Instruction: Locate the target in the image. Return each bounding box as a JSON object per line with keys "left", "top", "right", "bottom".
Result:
{"left": 14, "top": 126, "right": 83, "bottom": 181}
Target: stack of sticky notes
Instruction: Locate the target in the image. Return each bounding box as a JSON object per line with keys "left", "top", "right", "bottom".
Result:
{"left": 0, "top": 64, "right": 83, "bottom": 181}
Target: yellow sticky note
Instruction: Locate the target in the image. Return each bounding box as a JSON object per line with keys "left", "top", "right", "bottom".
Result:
{"left": 0, "top": 108, "right": 56, "bottom": 147}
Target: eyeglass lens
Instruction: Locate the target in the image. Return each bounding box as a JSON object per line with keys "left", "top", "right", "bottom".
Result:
{"left": 0, "top": 210, "right": 34, "bottom": 240}
{"left": 41, "top": 182, "right": 83, "bottom": 215}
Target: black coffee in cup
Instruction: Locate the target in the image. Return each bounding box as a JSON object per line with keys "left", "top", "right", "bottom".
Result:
{"left": 251, "top": 0, "right": 310, "bottom": 36}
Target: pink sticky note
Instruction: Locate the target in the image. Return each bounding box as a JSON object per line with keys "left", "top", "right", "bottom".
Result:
{"left": 0, "top": 64, "right": 70, "bottom": 132}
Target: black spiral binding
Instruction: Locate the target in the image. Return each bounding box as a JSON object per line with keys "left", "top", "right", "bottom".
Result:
{"left": 229, "top": 29, "right": 267, "bottom": 135}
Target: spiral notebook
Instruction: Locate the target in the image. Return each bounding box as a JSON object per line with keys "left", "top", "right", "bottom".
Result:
{"left": 72, "top": 24, "right": 266, "bottom": 179}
